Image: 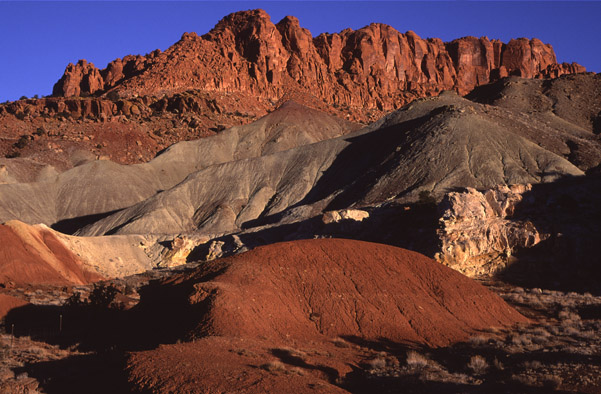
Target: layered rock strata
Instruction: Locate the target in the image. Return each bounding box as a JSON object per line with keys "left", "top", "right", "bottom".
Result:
{"left": 52, "top": 9, "right": 584, "bottom": 122}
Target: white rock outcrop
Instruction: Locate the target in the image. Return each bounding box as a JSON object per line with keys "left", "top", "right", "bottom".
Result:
{"left": 435, "top": 184, "right": 545, "bottom": 277}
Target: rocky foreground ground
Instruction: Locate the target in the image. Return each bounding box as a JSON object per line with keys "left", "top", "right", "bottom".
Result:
{"left": 1, "top": 255, "right": 601, "bottom": 393}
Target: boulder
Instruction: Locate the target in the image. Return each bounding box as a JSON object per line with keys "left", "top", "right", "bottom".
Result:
{"left": 435, "top": 185, "right": 544, "bottom": 276}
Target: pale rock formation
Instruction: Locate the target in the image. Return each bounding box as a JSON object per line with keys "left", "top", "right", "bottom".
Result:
{"left": 435, "top": 185, "right": 545, "bottom": 276}
{"left": 322, "top": 209, "right": 370, "bottom": 224}
{"left": 159, "top": 235, "right": 210, "bottom": 268}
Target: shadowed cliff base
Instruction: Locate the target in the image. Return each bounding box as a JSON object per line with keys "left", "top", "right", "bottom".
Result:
{"left": 497, "top": 174, "right": 601, "bottom": 294}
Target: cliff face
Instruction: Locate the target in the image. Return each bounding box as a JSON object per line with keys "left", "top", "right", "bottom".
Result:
{"left": 435, "top": 185, "right": 543, "bottom": 277}
{"left": 434, "top": 177, "right": 601, "bottom": 291}
{"left": 52, "top": 9, "right": 584, "bottom": 121}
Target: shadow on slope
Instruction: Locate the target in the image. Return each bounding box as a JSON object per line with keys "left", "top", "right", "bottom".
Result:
{"left": 51, "top": 209, "right": 123, "bottom": 235}
{"left": 12, "top": 352, "right": 131, "bottom": 394}
{"left": 295, "top": 114, "right": 432, "bottom": 210}
{"left": 339, "top": 335, "right": 597, "bottom": 394}
{"left": 194, "top": 201, "right": 441, "bottom": 264}
{"left": 497, "top": 174, "right": 601, "bottom": 294}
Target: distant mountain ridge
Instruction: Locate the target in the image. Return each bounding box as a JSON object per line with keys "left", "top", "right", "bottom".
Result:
{"left": 0, "top": 9, "right": 587, "bottom": 168}
{"left": 53, "top": 9, "right": 584, "bottom": 122}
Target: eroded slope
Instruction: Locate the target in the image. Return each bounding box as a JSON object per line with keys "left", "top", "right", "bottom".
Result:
{"left": 126, "top": 238, "right": 528, "bottom": 393}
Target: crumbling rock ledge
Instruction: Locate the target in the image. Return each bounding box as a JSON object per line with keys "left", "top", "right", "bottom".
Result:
{"left": 435, "top": 184, "right": 544, "bottom": 277}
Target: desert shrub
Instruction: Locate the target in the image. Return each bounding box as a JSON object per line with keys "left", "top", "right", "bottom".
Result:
{"left": 64, "top": 292, "right": 87, "bottom": 308}
{"left": 14, "top": 135, "right": 29, "bottom": 149}
{"left": 64, "top": 284, "right": 120, "bottom": 310}
{"left": 367, "top": 357, "right": 387, "bottom": 370}
{"left": 406, "top": 351, "right": 429, "bottom": 368}
{"left": 469, "top": 335, "right": 489, "bottom": 346}
{"left": 531, "top": 327, "right": 550, "bottom": 337}
{"left": 15, "top": 111, "right": 26, "bottom": 120}
{"left": 510, "top": 333, "right": 533, "bottom": 347}
{"left": 34, "top": 127, "right": 46, "bottom": 136}
{"left": 19, "top": 95, "right": 27, "bottom": 100}
{"left": 467, "top": 355, "right": 488, "bottom": 375}
{"left": 261, "top": 360, "right": 286, "bottom": 372}
{"left": 88, "top": 284, "right": 118, "bottom": 308}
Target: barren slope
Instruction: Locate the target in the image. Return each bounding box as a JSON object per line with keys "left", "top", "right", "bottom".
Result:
{"left": 467, "top": 73, "right": 601, "bottom": 170}
{"left": 0, "top": 102, "right": 357, "bottom": 229}
{"left": 0, "top": 221, "right": 101, "bottom": 286}
{"left": 80, "top": 89, "right": 582, "bottom": 237}
{"left": 126, "top": 238, "right": 528, "bottom": 394}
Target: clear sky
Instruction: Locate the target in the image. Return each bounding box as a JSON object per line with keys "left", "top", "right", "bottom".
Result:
{"left": 1, "top": 1, "right": 599, "bottom": 102}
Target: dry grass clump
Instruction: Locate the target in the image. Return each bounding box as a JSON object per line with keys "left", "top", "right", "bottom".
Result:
{"left": 261, "top": 360, "right": 286, "bottom": 372}
{"left": 560, "top": 325, "right": 580, "bottom": 336}
{"left": 467, "top": 355, "right": 488, "bottom": 375}
{"left": 367, "top": 357, "right": 387, "bottom": 371}
{"left": 492, "top": 357, "right": 504, "bottom": 371}
{"left": 531, "top": 326, "right": 550, "bottom": 337}
{"left": 558, "top": 309, "right": 581, "bottom": 323}
{"left": 512, "top": 373, "right": 538, "bottom": 386}
{"left": 406, "top": 351, "right": 430, "bottom": 369}
{"left": 509, "top": 333, "right": 532, "bottom": 347}
{"left": 542, "top": 374, "right": 562, "bottom": 389}
{"left": 332, "top": 338, "right": 350, "bottom": 348}
{"left": 522, "top": 360, "right": 542, "bottom": 370}
{"left": 468, "top": 335, "right": 489, "bottom": 346}
{"left": 287, "top": 366, "right": 305, "bottom": 376}
{"left": 576, "top": 330, "right": 597, "bottom": 340}
{"left": 233, "top": 348, "right": 257, "bottom": 358}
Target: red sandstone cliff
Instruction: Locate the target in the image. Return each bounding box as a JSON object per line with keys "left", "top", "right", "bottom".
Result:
{"left": 52, "top": 9, "right": 585, "bottom": 114}
{"left": 0, "top": 9, "right": 587, "bottom": 167}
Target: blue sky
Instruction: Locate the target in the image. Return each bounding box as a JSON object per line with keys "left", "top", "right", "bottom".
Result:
{"left": 1, "top": 1, "right": 600, "bottom": 102}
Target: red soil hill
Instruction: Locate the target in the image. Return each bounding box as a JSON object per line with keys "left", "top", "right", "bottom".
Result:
{"left": 0, "top": 294, "right": 29, "bottom": 320}
{"left": 0, "top": 221, "right": 101, "bottom": 286}
{"left": 127, "top": 238, "right": 528, "bottom": 393}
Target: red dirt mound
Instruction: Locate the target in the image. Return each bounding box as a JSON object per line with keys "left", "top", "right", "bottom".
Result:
{"left": 127, "top": 239, "right": 528, "bottom": 393}
{"left": 0, "top": 294, "right": 29, "bottom": 320}
{"left": 159, "top": 238, "right": 527, "bottom": 346}
{"left": 0, "top": 221, "right": 102, "bottom": 286}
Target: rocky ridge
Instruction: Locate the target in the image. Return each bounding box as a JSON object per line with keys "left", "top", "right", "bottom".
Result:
{"left": 0, "top": 9, "right": 586, "bottom": 168}
{"left": 53, "top": 10, "right": 584, "bottom": 115}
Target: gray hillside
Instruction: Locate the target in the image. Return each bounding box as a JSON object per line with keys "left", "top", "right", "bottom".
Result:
{"left": 0, "top": 102, "right": 358, "bottom": 229}
{"left": 79, "top": 91, "right": 583, "bottom": 237}
{"left": 467, "top": 73, "right": 601, "bottom": 171}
